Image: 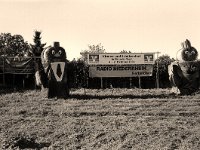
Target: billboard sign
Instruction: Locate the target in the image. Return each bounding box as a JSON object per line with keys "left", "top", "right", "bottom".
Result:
{"left": 88, "top": 53, "right": 155, "bottom": 65}
{"left": 89, "top": 64, "right": 154, "bottom": 77}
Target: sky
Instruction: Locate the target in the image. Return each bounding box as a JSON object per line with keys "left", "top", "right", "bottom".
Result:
{"left": 1, "top": 0, "right": 200, "bottom": 60}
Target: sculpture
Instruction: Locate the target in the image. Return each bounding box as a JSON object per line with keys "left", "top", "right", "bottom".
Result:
{"left": 168, "top": 39, "right": 200, "bottom": 95}
{"left": 41, "top": 42, "right": 69, "bottom": 98}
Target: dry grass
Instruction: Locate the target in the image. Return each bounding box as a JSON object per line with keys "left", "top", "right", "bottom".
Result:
{"left": 1, "top": 88, "right": 200, "bottom": 149}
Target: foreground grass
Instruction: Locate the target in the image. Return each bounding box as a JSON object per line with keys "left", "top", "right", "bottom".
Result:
{"left": 0, "top": 88, "right": 200, "bottom": 149}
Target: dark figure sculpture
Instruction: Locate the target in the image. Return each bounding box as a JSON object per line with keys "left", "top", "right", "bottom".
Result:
{"left": 168, "top": 39, "right": 200, "bottom": 95}
{"left": 41, "top": 42, "right": 69, "bottom": 98}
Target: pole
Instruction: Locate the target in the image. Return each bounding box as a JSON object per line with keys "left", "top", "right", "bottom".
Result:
{"left": 86, "top": 76, "right": 89, "bottom": 88}
{"left": 13, "top": 74, "right": 15, "bottom": 90}
{"left": 34, "top": 55, "right": 37, "bottom": 89}
{"left": 156, "top": 52, "right": 160, "bottom": 89}
{"left": 138, "top": 76, "right": 141, "bottom": 89}
{"left": 100, "top": 77, "right": 103, "bottom": 89}
{"left": 23, "top": 77, "right": 25, "bottom": 89}
{"left": 129, "top": 77, "right": 132, "bottom": 88}
{"left": 3, "top": 56, "right": 5, "bottom": 86}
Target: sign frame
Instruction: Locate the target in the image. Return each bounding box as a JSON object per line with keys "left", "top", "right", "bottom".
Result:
{"left": 87, "top": 53, "right": 155, "bottom": 65}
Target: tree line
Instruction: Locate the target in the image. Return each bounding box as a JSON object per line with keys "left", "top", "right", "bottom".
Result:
{"left": 0, "top": 32, "right": 174, "bottom": 89}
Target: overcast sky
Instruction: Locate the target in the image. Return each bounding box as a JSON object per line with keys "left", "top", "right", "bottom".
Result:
{"left": 1, "top": 0, "right": 200, "bottom": 60}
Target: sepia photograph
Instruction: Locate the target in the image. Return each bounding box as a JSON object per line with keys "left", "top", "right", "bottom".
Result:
{"left": 0, "top": 0, "right": 200, "bottom": 149}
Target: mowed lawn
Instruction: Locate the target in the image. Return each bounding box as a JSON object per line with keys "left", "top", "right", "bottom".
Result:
{"left": 1, "top": 88, "right": 200, "bottom": 150}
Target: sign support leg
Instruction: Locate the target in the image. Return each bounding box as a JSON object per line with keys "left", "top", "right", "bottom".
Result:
{"left": 100, "top": 77, "right": 103, "bottom": 89}
{"left": 138, "top": 76, "right": 141, "bottom": 89}
{"left": 129, "top": 77, "right": 132, "bottom": 88}
{"left": 156, "top": 52, "right": 160, "bottom": 88}
{"left": 3, "top": 57, "right": 5, "bottom": 86}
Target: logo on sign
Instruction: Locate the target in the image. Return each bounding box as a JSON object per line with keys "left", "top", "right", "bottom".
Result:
{"left": 89, "top": 55, "right": 99, "bottom": 63}
{"left": 144, "top": 54, "right": 154, "bottom": 62}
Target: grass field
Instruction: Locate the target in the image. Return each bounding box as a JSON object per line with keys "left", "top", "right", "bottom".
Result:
{"left": 1, "top": 88, "right": 200, "bottom": 150}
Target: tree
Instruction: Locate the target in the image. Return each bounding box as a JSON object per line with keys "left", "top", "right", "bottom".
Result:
{"left": 0, "top": 33, "right": 30, "bottom": 56}
{"left": 154, "top": 55, "right": 174, "bottom": 73}
{"left": 153, "top": 54, "right": 174, "bottom": 88}
{"left": 119, "top": 50, "right": 132, "bottom": 53}
{"left": 88, "top": 43, "right": 105, "bottom": 53}
{"left": 80, "top": 43, "right": 106, "bottom": 62}
{"left": 30, "top": 31, "right": 46, "bottom": 57}
{"left": 30, "top": 31, "right": 48, "bottom": 89}
{"left": 78, "top": 43, "right": 106, "bottom": 88}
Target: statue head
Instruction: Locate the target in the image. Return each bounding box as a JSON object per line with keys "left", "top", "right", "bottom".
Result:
{"left": 181, "top": 39, "right": 198, "bottom": 61}
{"left": 44, "top": 42, "right": 66, "bottom": 62}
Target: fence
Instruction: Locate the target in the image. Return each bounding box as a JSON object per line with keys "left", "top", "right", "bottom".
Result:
{"left": 0, "top": 56, "right": 38, "bottom": 88}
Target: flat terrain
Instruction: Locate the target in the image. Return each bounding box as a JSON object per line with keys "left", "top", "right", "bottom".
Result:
{"left": 1, "top": 88, "right": 200, "bottom": 150}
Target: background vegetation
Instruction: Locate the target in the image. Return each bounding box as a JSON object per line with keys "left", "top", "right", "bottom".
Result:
{"left": 0, "top": 32, "right": 175, "bottom": 89}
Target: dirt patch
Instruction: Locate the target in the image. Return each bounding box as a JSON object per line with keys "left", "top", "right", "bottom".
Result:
{"left": 1, "top": 88, "right": 200, "bottom": 149}
{"left": 2, "top": 133, "right": 50, "bottom": 149}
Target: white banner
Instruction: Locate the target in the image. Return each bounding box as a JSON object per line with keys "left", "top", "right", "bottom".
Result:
{"left": 89, "top": 65, "right": 154, "bottom": 77}
{"left": 88, "top": 53, "right": 155, "bottom": 65}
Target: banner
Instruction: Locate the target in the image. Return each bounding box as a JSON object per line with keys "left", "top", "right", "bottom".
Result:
{"left": 0, "top": 57, "right": 35, "bottom": 74}
{"left": 88, "top": 53, "right": 155, "bottom": 65}
{"left": 89, "top": 64, "right": 154, "bottom": 77}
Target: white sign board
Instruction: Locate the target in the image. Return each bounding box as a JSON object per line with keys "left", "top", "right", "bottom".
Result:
{"left": 89, "top": 65, "right": 154, "bottom": 77}
{"left": 88, "top": 53, "right": 155, "bottom": 65}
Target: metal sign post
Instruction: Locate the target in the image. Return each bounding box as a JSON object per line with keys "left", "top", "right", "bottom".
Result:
{"left": 156, "top": 52, "right": 161, "bottom": 89}
{"left": 129, "top": 77, "right": 132, "bottom": 88}
{"left": 100, "top": 77, "right": 103, "bottom": 89}
{"left": 3, "top": 56, "right": 5, "bottom": 86}
{"left": 138, "top": 76, "right": 141, "bottom": 88}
